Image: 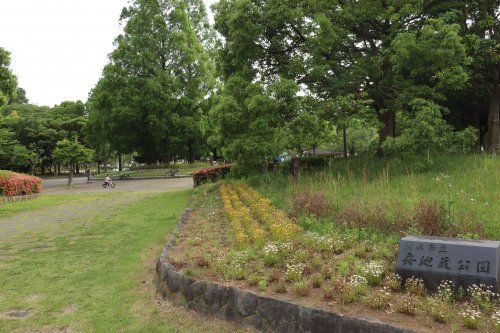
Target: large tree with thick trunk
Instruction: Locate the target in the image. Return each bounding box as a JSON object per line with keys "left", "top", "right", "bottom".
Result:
{"left": 213, "top": 0, "right": 475, "bottom": 157}
{"left": 454, "top": 0, "right": 500, "bottom": 152}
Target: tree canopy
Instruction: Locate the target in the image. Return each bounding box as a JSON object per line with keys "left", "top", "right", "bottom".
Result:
{"left": 1, "top": 0, "right": 498, "bottom": 175}
{"left": 210, "top": 0, "right": 496, "bottom": 162}
{"left": 0, "top": 48, "right": 17, "bottom": 109}
{"left": 53, "top": 138, "right": 93, "bottom": 186}
{"left": 87, "top": 0, "right": 216, "bottom": 164}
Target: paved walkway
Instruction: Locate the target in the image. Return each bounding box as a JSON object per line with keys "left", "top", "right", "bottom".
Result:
{"left": 42, "top": 177, "right": 193, "bottom": 194}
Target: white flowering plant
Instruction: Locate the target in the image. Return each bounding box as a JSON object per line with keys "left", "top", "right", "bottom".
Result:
{"left": 437, "top": 280, "right": 455, "bottom": 303}
{"left": 468, "top": 284, "right": 498, "bottom": 312}
{"left": 459, "top": 304, "right": 481, "bottom": 329}
{"left": 262, "top": 242, "right": 281, "bottom": 266}
{"left": 491, "top": 309, "right": 500, "bottom": 330}
{"left": 285, "top": 262, "right": 305, "bottom": 282}
{"left": 301, "top": 231, "right": 335, "bottom": 251}
{"left": 362, "top": 261, "right": 384, "bottom": 286}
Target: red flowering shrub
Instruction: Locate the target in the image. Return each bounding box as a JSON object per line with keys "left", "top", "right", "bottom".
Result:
{"left": 0, "top": 170, "right": 42, "bottom": 197}
{"left": 192, "top": 164, "right": 233, "bottom": 187}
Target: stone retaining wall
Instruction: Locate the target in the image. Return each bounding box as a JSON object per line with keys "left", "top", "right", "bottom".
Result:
{"left": 0, "top": 194, "right": 39, "bottom": 205}
{"left": 155, "top": 209, "right": 415, "bottom": 333}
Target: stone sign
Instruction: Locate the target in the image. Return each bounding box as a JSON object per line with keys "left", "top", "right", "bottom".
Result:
{"left": 396, "top": 236, "right": 500, "bottom": 292}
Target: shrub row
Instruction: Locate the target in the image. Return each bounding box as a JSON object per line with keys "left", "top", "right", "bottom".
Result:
{"left": 0, "top": 170, "right": 42, "bottom": 197}
{"left": 192, "top": 164, "right": 233, "bottom": 186}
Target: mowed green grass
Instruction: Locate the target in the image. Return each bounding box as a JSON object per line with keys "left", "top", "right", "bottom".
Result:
{"left": 0, "top": 191, "right": 246, "bottom": 333}
{"left": 250, "top": 153, "right": 499, "bottom": 239}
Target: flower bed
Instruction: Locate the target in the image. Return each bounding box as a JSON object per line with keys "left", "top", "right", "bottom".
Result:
{"left": 0, "top": 170, "right": 42, "bottom": 197}
{"left": 192, "top": 164, "right": 233, "bottom": 187}
{"left": 157, "top": 209, "right": 411, "bottom": 333}
{"left": 167, "top": 183, "right": 499, "bottom": 332}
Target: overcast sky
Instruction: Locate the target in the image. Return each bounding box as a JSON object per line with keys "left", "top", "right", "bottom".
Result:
{"left": 0, "top": 0, "right": 218, "bottom": 107}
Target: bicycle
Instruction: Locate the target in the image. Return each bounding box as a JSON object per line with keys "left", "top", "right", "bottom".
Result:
{"left": 165, "top": 169, "right": 180, "bottom": 178}
{"left": 102, "top": 182, "right": 116, "bottom": 189}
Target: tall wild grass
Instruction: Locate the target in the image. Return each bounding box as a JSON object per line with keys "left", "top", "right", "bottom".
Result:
{"left": 246, "top": 154, "right": 499, "bottom": 239}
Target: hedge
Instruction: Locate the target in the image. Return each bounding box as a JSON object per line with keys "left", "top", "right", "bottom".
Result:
{"left": 192, "top": 164, "right": 233, "bottom": 187}
{"left": 0, "top": 170, "right": 42, "bottom": 197}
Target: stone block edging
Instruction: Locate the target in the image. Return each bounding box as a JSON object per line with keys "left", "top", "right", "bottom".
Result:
{"left": 0, "top": 193, "right": 40, "bottom": 205}
{"left": 155, "top": 209, "right": 416, "bottom": 333}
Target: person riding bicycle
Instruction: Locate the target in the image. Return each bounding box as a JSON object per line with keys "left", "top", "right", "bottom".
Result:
{"left": 104, "top": 175, "right": 112, "bottom": 187}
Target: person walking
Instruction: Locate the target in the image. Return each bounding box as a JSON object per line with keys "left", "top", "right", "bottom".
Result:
{"left": 86, "top": 169, "right": 93, "bottom": 184}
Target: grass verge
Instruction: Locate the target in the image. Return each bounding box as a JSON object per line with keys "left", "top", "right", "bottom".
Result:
{"left": 247, "top": 153, "right": 499, "bottom": 239}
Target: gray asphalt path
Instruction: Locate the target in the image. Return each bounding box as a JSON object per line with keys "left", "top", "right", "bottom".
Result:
{"left": 41, "top": 177, "right": 193, "bottom": 194}
{"left": 41, "top": 176, "right": 88, "bottom": 189}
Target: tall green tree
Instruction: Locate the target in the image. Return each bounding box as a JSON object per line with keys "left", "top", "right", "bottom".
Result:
{"left": 213, "top": 0, "right": 477, "bottom": 159}
{"left": 0, "top": 48, "right": 17, "bottom": 109}
{"left": 454, "top": 0, "right": 500, "bottom": 152}
{"left": 87, "top": 0, "right": 215, "bottom": 164}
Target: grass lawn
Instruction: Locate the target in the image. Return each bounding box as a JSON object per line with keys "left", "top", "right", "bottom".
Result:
{"left": 0, "top": 191, "right": 250, "bottom": 332}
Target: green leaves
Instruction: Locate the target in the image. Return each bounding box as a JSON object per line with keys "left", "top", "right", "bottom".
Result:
{"left": 211, "top": 0, "right": 487, "bottom": 159}
{"left": 383, "top": 99, "right": 477, "bottom": 154}
{"left": 87, "top": 0, "right": 216, "bottom": 163}
{"left": 53, "top": 138, "right": 93, "bottom": 165}
{"left": 0, "top": 48, "right": 18, "bottom": 109}
{"left": 391, "top": 19, "right": 470, "bottom": 92}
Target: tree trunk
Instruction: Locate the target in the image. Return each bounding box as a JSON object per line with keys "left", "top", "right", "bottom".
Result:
{"left": 273, "top": 159, "right": 279, "bottom": 172}
{"left": 473, "top": 108, "right": 481, "bottom": 148}
{"left": 68, "top": 163, "right": 74, "bottom": 187}
{"left": 76, "top": 164, "right": 80, "bottom": 174}
{"left": 343, "top": 127, "right": 348, "bottom": 158}
{"left": 487, "top": 84, "right": 500, "bottom": 152}
{"left": 187, "top": 142, "right": 195, "bottom": 164}
{"left": 163, "top": 134, "right": 172, "bottom": 165}
{"left": 57, "top": 163, "right": 61, "bottom": 176}
{"left": 97, "top": 163, "right": 101, "bottom": 174}
{"left": 292, "top": 157, "right": 300, "bottom": 177}
{"left": 118, "top": 154, "right": 123, "bottom": 171}
{"left": 211, "top": 148, "right": 218, "bottom": 161}
{"left": 376, "top": 110, "right": 396, "bottom": 156}
{"left": 104, "top": 161, "right": 108, "bottom": 173}
{"left": 30, "top": 163, "right": 35, "bottom": 176}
